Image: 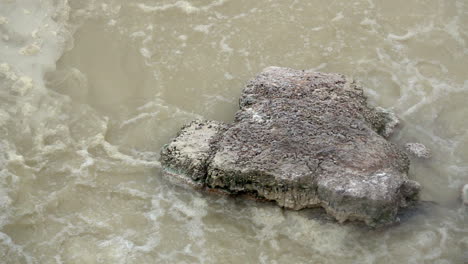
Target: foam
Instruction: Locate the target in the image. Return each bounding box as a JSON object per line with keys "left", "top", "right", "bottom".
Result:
{"left": 0, "top": 16, "right": 8, "bottom": 25}
{"left": 193, "top": 24, "right": 213, "bottom": 34}
{"left": 331, "top": 12, "right": 344, "bottom": 22}
{"left": 220, "top": 36, "right": 234, "bottom": 53}
{"left": 136, "top": 0, "right": 228, "bottom": 14}
{"left": 137, "top": 1, "right": 200, "bottom": 14}
{"left": 0, "top": 232, "right": 34, "bottom": 264}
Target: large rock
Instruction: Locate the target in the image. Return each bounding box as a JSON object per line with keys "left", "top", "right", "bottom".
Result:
{"left": 160, "top": 67, "right": 421, "bottom": 226}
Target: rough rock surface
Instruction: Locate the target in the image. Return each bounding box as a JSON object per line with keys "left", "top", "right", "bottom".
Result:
{"left": 160, "top": 67, "right": 421, "bottom": 226}
{"left": 405, "top": 143, "right": 431, "bottom": 159}
{"left": 160, "top": 120, "right": 227, "bottom": 187}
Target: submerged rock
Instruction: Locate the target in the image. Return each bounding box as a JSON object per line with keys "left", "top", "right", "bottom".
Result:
{"left": 405, "top": 143, "right": 431, "bottom": 159}
{"left": 160, "top": 67, "right": 421, "bottom": 226}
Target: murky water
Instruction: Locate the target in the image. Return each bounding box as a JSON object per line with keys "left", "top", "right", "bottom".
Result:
{"left": 0, "top": 0, "right": 467, "bottom": 263}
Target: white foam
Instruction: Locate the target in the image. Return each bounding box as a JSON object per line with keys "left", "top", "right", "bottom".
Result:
{"left": 11, "top": 75, "right": 33, "bottom": 96}
{"left": 193, "top": 24, "right": 212, "bottom": 34}
{"left": 108, "top": 19, "right": 117, "bottom": 26}
{"left": 0, "top": 16, "right": 8, "bottom": 25}
{"left": 310, "top": 26, "right": 323, "bottom": 31}
{"left": 220, "top": 36, "right": 233, "bottom": 53}
{"left": 137, "top": 1, "right": 200, "bottom": 14}
{"left": 130, "top": 31, "right": 146, "bottom": 38}
{"left": 331, "top": 12, "right": 344, "bottom": 22}
{"left": 0, "top": 232, "right": 34, "bottom": 264}
{"left": 136, "top": 0, "right": 228, "bottom": 14}
{"left": 224, "top": 72, "right": 234, "bottom": 80}
{"left": 388, "top": 31, "right": 416, "bottom": 41}
{"left": 139, "top": 47, "right": 152, "bottom": 58}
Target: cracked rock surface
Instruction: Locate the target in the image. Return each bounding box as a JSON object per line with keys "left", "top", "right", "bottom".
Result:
{"left": 160, "top": 67, "right": 421, "bottom": 226}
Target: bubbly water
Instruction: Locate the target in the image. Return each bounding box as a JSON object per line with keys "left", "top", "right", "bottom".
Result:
{"left": 0, "top": 0, "right": 467, "bottom": 263}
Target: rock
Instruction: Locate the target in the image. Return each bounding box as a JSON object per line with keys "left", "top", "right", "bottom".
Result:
{"left": 462, "top": 184, "right": 468, "bottom": 206}
{"left": 374, "top": 107, "right": 400, "bottom": 138}
{"left": 160, "top": 66, "right": 420, "bottom": 226}
{"left": 405, "top": 143, "right": 431, "bottom": 159}
{"left": 160, "top": 119, "right": 227, "bottom": 187}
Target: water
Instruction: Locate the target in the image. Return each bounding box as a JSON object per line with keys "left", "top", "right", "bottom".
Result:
{"left": 0, "top": 0, "right": 467, "bottom": 263}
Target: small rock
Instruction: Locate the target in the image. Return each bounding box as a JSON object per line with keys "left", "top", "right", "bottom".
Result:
{"left": 462, "top": 184, "right": 468, "bottom": 206}
{"left": 405, "top": 143, "right": 431, "bottom": 159}
{"left": 375, "top": 107, "right": 400, "bottom": 138}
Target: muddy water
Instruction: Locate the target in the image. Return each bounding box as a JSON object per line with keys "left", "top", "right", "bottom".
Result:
{"left": 0, "top": 0, "right": 467, "bottom": 263}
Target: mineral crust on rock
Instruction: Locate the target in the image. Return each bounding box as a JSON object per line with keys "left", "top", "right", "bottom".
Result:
{"left": 160, "top": 67, "right": 421, "bottom": 226}
{"left": 405, "top": 143, "right": 431, "bottom": 159}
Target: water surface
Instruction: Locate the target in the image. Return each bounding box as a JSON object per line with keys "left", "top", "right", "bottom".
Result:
{"left": 0, "top": 0, "right": 467, "bottom": 263}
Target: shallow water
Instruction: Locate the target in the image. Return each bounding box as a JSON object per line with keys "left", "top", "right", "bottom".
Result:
{"left": 0, "top": 0, "right": 467, "bottom": 263}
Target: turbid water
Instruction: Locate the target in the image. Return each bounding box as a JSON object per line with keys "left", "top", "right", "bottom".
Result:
{"left": 0, "top": 0, "right": 467, "bottom": 263}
